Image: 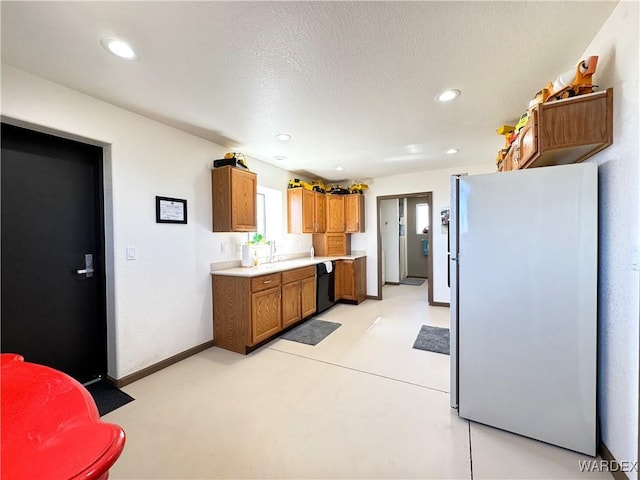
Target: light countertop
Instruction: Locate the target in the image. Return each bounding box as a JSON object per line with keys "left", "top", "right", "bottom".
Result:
{"left": 211, "top": 254, "right": 365, "bottom": 277}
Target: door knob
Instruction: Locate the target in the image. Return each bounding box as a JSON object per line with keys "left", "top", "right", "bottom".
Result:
{"left": 76, "top": 254, "right": 94, "bottom": 278}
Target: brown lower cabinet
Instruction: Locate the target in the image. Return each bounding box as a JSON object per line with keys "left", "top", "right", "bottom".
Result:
{"left": 213, "top": 266, "right": 315, "bottom": 354}
{"left": 335, "top": 257, "right": 367, "bottom": 304}
{"left": 251, "top": 285, "right": 282, "bottom": 344}
{"left": 282, "top": 266, "right": 316, "bottom": 327}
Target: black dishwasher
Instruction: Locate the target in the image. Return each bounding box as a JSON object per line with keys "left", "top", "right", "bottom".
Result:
{"left": 316, "top": 261, "right": 336, "bottom": 314}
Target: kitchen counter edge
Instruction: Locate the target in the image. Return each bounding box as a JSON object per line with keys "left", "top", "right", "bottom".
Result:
{"left": 210, "top": 255, "right": 366, "bottom": 277}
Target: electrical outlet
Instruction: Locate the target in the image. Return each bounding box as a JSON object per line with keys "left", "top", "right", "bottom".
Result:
{"left": 220, "top": 242, "right": 226, "bottom": 254}
{"left": 632, "top": 247, "right": 639, "bottom": 271}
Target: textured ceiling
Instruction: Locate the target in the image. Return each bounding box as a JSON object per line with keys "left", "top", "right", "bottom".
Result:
{"left": 0, "top": 1, "right": 618, "bottom": 181}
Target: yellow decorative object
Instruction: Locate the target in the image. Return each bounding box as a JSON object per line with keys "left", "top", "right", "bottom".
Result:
{"left": 496, "top": 125, "right": 515, "bottom": 136}
{"left": 311, "top": 180, "right": 327, "bottom": 193}
{"left": 538, "top": 56, "right": 599, "bottom": 104}
{"left": 223, "top": 152, "right": 248, "bottom": 169}
{"left": 514, "top": 112, "right": 529, "bottom": 133}
{"left": 349, "top": 182, "right": 369, "bottom": 194}
{"left": 288, "top": 178, "right": 313, "bottom": 190}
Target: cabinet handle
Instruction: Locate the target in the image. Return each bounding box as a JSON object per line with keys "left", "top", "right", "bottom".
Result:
{"left": 263, "top": 280, "right": 272, "bottom": 284}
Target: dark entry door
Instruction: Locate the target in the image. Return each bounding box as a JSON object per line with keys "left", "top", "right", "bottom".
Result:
{"left": 1, "top": 123, "right": 106, "bottom": 382}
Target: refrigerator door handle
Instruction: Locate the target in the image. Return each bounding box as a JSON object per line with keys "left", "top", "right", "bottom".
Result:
{"left": 449, "top": 174, "right": 462, "bottom": 409}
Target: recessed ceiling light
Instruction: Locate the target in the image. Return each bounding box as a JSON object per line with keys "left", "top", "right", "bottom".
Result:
{"left": 275, "top": 133, "right": 292, "bottom": 142}
{"left": 274, "top": 155, "right": 287, "bottom": 161}
{"left": 446, "top": 148, "right": 460, "bottom": 155}
{"left": 436, "top": 89, "right": 461, "bottom": 102}
{"left": 100, "top": 37, "right": 140, "bottom": 61}
{"left": 335, "top": 166, "right": 345, "bottom": 171}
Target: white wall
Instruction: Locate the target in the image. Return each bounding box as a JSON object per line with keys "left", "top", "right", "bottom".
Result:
{"left": 0, "top": 64, "right": 309, "bottom": 379}
{"left": 352, "top": 162, "right": 494, "bottom": 303}
{"left": 581, "top": 1, "right": 639, "bottom": 474}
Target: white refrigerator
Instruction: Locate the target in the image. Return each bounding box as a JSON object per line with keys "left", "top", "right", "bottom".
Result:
{"left": 449, "top": 162, "right": 597, "bottom": 456}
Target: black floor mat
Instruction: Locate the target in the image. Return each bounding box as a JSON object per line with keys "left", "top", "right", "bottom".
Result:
{"left": 280, "top": 319, "right": 341, "bottom": 345}
{"left": 412, "top": 325, "right": 450, "bottom": 355}
{"left": 85, "top": 380, "right": 134, "bottom": 416}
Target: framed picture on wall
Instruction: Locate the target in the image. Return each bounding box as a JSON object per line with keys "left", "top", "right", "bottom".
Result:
{"left": 440, "top": 207, "right": 450, "bottom": 234}
{"left": 156, "top": 196, "right": 187, "bottom": 224}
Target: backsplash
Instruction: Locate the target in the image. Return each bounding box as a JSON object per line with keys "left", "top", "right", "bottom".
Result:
{"left": 210, "top": 231, "right": 312, "bottom": 264}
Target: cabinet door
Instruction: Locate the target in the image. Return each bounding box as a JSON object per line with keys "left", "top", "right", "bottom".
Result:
{"left": 301, "top": 189, "right": 316, "bottom": 233}
{"left": 519, "top": 110, "right": 538, "bottom": 168}
{"left": 504, "top": 147, "right": 514, "bottom": 171}
{"left": 334, "top": 261, "right": 345, "bottom": 300}
{"left": 326, "top": 233, "right": 349, "bottom": 256}
{"left": 251, "top": 286, "right": 281, "bottom": 345}
{"left": 343, "top": 260, "right": 356, "bottom": 300}
{"left": 354, "top": 257, "right": 367, "bottom": 303}
{"left": 231, "top": 168, "right": 257, "bottom": 231}
{"left": 287, "top": 189, "right": 303, "bottom": 233}
{"left": 326, "top": 195, "right": 345, "bottom": 232}
{"left": 282, "top": 281, "right": 302, "bottom": 328}
{"left": 345, "top": 195, "right": 365, "bottom": 233}
{"left": 300, "top": 276, "right": 317, "bottom": 318}
{"left": 334, "top": 260, "right": 354, "bottom": 300}
{"left": 314, "top": 192, "right": 326, "bottom": 233}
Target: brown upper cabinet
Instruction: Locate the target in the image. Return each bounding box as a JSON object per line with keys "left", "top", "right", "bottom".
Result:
{"left": 326, "top": 195, "right": 345, "bottom": 232}
{"left": 345, "top": 194, "right": 365, "bottom": 233}
{"left": 314, "top": 191, "right": 326, "bottom": 233}
{"left": 287, "top": 189, "right": 326, "bottom": 233}
{"left": 502, "top": 88, "right": 613, "bottom": 171}
{"left": 312, "top": 233, "right": 351, "bottom": 257}
{"left": 211, "top": 166, "right": 257, "bottom": 232}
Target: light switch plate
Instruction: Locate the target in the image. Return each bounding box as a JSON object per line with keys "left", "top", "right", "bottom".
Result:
{"left": 126, "top": 246, "right": 136, "bottom": 261}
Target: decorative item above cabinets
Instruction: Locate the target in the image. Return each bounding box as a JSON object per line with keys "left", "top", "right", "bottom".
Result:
{"left": 497, "top": 88, "right": 613, "bottom": 172}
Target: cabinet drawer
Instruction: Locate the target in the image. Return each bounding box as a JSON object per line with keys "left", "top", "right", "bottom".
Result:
{"left": 250, "top": 273, "right": 281, "bottom": 292}
{"left": 282, "top": 265, "right": 315, "bottom": 284}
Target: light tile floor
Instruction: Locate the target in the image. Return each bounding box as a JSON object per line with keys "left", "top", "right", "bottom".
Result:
{"left": 108, "top": 283, "right": 610, "bottom": 480}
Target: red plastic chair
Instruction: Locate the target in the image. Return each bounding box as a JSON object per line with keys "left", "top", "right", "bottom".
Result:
{"left": 1, "top": 353, "right": 126, "bottom": 480}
